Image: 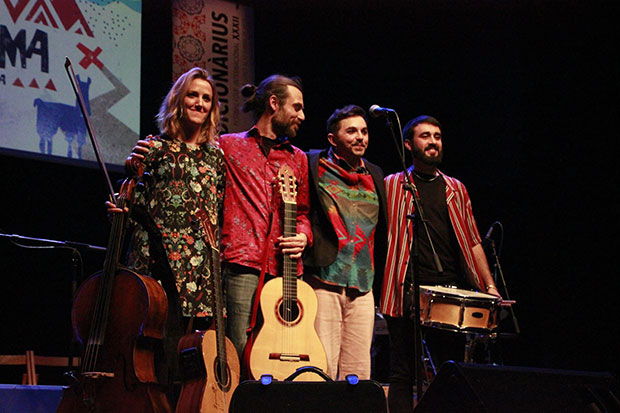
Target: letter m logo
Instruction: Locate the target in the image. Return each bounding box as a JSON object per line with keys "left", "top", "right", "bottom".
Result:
{"left": 0, "top": 25, "right": 49, "bottom": 72}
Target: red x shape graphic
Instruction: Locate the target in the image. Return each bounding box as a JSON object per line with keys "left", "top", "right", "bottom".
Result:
{"left": 77, "top": 43, "right": 103, "bottom": 69}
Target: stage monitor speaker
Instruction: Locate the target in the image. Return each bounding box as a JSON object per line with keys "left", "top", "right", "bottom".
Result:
{"left": 229, "top": 377, "right": 387, "bottom": 412}
{"left": 415, "top": 361, "right": 620, "bottom": 412}
{"left": 0, "top": 384, "right": 63, "bottom": 413}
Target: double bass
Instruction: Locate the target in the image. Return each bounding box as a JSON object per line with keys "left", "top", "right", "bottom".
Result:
{"left": 57, "top": 58, "right": 170, "bottom": 412}
{"left": 57, "top": 180, "right": 170, "bottom": 412}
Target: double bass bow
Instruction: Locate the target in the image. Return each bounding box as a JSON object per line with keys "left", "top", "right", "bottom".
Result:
{"left": 57, "top": 58, "right": 170, "bottom": 412}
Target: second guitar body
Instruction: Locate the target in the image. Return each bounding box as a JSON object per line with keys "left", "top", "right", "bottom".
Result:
{"left": 248, "top": 276, "right": 327, "bottom": 380}
{"left": 176, "top": 328, "right": 240, "bottom": 412}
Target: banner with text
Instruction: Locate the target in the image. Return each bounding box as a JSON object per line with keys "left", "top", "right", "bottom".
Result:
{"left": 173, "top": 0, "right": 254, "bottom": 134}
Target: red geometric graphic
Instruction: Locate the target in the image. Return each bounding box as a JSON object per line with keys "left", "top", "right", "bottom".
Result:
{"left": 45, "top": 79, "right": 57, "bottom": 91}
{"left": 13, "top": 78, "right": 25, "bottom": 87}
{"left": 4, "top": 0, "right": 94, "bottom": 37}
{"left": 26, "top": 0, "right": 60, "bottom": 29}
{"left": 77, "top": 43, "right": 103, "bottom": 70}
{"left": 3, "top": 0, "right": 29, "bottom": 24}
{"left": 51, "top": 0, "right": 94, "bottom": 37}
{"left": 29, "top": 78, "right": 40, "bottom": 88}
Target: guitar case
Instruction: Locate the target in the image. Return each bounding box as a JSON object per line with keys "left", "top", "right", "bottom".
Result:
{"left": 229, "top": 366, "right": 387, "bottom": 413}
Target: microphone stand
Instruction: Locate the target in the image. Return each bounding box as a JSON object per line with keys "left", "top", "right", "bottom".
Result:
{"left": 0, "top": 233, "right": 106, "bottom": 250}
{"left": 383, "top": 112, "right": 443, "bottom": 403}
{"left": 486, "top": 224, "right": 520, "bottom": 336}
{"left": 0, "top": 232, "right": 105, "bottom": 371}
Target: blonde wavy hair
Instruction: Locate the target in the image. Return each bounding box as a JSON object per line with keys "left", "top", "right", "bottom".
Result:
{"left": 157, "top": 67, "right": 220, "bottom": 144}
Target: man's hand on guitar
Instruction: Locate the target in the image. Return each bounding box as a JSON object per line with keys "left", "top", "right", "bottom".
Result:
{"left": 277, "top": 233, "right": 308, "bottom": 260}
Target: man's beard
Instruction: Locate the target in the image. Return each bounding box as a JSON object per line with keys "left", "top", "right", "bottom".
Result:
{"left": 413, "top": 145, "right": 443, "bottom": 166}
{"left": 272, "top": 114, "right": 297, "bottom": 138}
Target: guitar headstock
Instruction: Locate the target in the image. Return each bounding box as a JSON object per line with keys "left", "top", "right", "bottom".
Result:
{"left": 194, "top": 209, "right": 217, "bottom": 248}
{"left": 278, "top": 164, "right": 297, "bottom": 205}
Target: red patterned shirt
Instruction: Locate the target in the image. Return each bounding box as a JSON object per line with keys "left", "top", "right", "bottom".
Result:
{"left": 219, "top": 127, "right": 312, "bottom": 276}
{"left": 380, "top": 167, "right": 484, "bottom": 317}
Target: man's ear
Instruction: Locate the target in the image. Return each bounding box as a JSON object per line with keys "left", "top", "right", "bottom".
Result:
{"left": 327, "top": 133, "right": 337, "bottom": 148}
{"left": 404, "top": 138, "right": 412, "bottom": 151}
{"left": 268, "top": 95, "right": 279, "bottom": 114}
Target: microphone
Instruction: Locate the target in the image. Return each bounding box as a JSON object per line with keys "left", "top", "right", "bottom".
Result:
{"left": 369, "top": 104, "right": 395, "bottom": 118}
{"left": 483, "top": 221, "right": 499, "bottom": 248}
{"left": 485, "top": 222, "right": 496, "bottom": 240}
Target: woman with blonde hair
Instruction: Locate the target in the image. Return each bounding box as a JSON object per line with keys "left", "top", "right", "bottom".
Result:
{"left": 108, "top": 66, "right": 225, "bottom": 404}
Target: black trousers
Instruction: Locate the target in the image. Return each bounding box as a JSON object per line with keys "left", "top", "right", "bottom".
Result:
{"left": 385, "top": 315, "right": 466, "bottom": 413}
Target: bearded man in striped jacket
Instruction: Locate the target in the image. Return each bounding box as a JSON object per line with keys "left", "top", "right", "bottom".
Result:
{"left": 380, "top": 115, "right": 502, "bottom": 413}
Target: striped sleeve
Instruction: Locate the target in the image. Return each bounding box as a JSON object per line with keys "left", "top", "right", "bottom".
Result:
{"left": 380, "top": 172, "right": 412, "bottom": 317}
{"left": 444, "top": 175, "right": 483, "bottom": 289}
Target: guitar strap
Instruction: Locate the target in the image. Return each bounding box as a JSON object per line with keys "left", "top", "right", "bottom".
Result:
{"left": 243, "top": 197, "right": 278, "bottom": 375}
{"left": 246, "top": 238, "right": 271, "bottom": 332}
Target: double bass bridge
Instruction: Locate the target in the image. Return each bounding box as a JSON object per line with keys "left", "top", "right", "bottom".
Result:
{"left": 81, "top": 371, "right": 115, "bottom": 379}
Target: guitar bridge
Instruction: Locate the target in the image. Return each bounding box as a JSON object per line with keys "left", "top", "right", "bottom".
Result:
{"left": 269, "top": 353, "right": 310, "bottom": 362}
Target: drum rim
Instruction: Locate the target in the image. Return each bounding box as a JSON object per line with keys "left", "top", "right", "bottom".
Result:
{"left": 420, "top": 284, "right": 499, "bottom": 302}
{"left": 422, "top": 321, "right": 498, "bottom": 334}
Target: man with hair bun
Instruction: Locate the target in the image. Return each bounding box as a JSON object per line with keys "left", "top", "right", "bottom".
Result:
{"left": 304, "top": 104, "right": 387, "bottom": 380}
{"left": 218, "top": 75, "right": 312, "bottom": 366}
{"left": 125, "top": 74, "right": 312, "bottom": 377}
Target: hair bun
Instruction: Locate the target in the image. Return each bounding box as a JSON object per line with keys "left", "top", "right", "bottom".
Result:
{"left": 240, "top": 83, "right": 257, "bottom": 98}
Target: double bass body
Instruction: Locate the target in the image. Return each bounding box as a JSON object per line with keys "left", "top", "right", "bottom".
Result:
{"left": 58, "top": 268, "right": 170, "bottom": 412}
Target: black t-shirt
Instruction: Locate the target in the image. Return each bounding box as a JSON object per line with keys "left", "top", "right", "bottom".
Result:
{"left": 406, "top": 172, "right": 465, "bottom": 287}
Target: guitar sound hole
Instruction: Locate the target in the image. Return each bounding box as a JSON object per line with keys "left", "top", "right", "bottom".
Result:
{"left": 213, "top": 359, "right": 231, "bottom": 391}
{"left": 276, "top": 299, "right": 303, "bottom": 326}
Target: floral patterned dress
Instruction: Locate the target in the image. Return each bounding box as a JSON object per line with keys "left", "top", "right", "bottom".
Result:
{"left": 127, "top": 135, "right": 225, "bottom": 317}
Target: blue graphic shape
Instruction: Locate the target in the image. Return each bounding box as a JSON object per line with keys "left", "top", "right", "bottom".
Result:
{"left": 86, "top": 0, "right": 141, "bottom": 13}
{"left": 33, "top": 75, "right": 92, "bottom": 159}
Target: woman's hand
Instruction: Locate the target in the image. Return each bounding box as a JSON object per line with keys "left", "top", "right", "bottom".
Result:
{"left": 105, "top": 200, "right": 128, "bottom": 215}
{"left": 124, "top": 137, "right": 152, "bottom": 174}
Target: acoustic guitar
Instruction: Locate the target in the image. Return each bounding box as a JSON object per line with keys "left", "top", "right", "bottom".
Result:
{"left": 248, "top": 164, "right": 327, "bottom": 380}
{"left": 175, "top": 212, "right": 239, "bottom": 412}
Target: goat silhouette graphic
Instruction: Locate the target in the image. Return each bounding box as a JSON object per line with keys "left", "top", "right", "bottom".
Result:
{"left": 33, "top": 75, "right": 91, "bottom": 159}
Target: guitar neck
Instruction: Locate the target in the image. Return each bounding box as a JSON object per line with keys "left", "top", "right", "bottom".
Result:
{"left": 194, "top": 209, "right": 228, "bottom": 366}
{"left": 211, "top": 244, "right": 227, "bottom": 364}
{"left": 282, "top": 201, "right": 297, "bottom": 319}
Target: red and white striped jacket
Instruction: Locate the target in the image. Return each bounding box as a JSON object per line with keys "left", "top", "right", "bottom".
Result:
{"left": 379, "top": 168, "right": 484, "bottom": 317}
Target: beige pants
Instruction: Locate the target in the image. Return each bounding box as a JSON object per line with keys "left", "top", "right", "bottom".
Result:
{"left": 312, "top": 284, "right": 375, "bottom": 381}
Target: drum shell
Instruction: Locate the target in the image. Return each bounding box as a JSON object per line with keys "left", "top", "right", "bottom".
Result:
{"left": 419, "top": 286, "right": 499, "bottom": 333}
